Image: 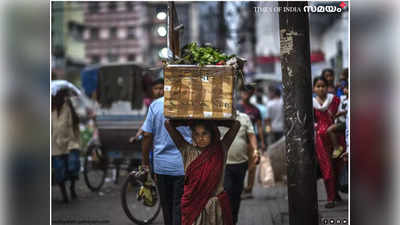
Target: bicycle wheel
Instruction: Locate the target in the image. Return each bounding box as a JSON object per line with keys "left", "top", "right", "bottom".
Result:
{"left": 121, "top": 173, "right": 161, "bottom": 225}
{"left": 84, "top": 145, "right": 108, "bottom": 192}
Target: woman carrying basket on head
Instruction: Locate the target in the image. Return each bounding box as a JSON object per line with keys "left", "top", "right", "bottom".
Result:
{"left": 165, "top": 119, "right": 240, "bottom": 225}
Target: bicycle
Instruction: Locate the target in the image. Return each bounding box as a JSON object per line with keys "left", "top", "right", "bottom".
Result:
{"left": 84, "top": 144, "right": 108, "bottom": 192}
{"left": 121, "top": 165, "right": 161, "bottom": 225}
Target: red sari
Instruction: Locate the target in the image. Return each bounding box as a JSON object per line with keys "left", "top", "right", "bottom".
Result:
{"left": 313, "top": 93, "right": 342, "bottom": 202}
{"left": 181, "top": 141, "right": 233, "bottom": 225}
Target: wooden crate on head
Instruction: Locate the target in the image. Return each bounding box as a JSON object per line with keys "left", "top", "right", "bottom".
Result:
{"left": 163, "top": 2, "right": 242, "bottom": 120}
{"left": 164, "top": 65, "right": 237, "bottom": 119}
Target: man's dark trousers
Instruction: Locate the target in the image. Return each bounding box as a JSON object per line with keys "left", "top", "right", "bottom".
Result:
{"left": 224, "top": 162, "right": 248, "bottom": 224}
{"left": 156, "top": 174, "right": 185, "bottom": 225}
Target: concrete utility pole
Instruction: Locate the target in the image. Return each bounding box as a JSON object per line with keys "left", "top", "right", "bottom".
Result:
{"left": 278, "top": 2, "right": 319, "bottom": 225}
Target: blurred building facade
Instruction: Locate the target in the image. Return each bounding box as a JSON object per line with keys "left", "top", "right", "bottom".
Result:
{"left": 196, "top": 2, "right": 220, "bottom": 48}
{"left": 310, "top": 2, "right": 350, "bottom": 79}
{"left": 196, "top": 2, "right": 257, "bottom": 80}
{"left": 82, "top": 2, "right": 192, "bottom": 67}
{"left": 83, "top": 2, "right": 150, "bottom": 65}
{"left": 51, "top": 2, "right": 86, "bottom": 81}
{"left": 255, "top": 1, "right": 349, "bottom": 82}
{"left": 51, "top": 1, "right": 348, "bottom": 83}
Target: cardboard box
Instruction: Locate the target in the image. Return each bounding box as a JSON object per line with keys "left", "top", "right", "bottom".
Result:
{"left": 164, "top": 65, "right": 237, "bottom": 119}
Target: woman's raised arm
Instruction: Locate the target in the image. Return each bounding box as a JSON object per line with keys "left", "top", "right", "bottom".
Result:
{"left": 164, "top": 119, "right": 190, "bottom": 153}
{"left": 219, "top": 120, "right": 241, "bottom": 152}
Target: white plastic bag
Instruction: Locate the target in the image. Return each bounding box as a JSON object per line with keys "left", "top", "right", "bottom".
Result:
{"left": 258, "top": 153, "right": 275, "bottom": 188}
{"left": 267, "top": 137, "right": 287, "bottom": 183}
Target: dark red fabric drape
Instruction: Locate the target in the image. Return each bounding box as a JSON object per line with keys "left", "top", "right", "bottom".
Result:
{"left": 181, "top": 142, "right": 233, "bottom": 225}
{"left": 217, "top": 191, "right": 234, "bottom": 225}
{"left": 314, "top": 96, "right": 342, "bottom": 201}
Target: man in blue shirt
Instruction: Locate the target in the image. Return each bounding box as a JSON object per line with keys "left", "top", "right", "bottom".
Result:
{"left": 141, "top": 97, "right": 191, "bottom": 225}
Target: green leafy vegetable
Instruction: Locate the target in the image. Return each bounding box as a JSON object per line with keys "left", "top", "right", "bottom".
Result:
{"left": 174, "top": 42, "right": 235, "bottom": 66}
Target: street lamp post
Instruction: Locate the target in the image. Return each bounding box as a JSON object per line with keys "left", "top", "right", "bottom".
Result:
{"left": 278, "top": 2, "right": 319, "bottom": 225}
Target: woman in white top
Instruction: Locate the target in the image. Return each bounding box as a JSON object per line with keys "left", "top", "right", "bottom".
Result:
{"left": 52, "top": 89, "right": 81, "bottom": 203}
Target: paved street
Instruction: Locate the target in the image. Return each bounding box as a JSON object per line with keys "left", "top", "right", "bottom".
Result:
{"left": 239, "top": 179, "right": 348, "bottom": 225}
{"left": 52, "top": 168, "right": 348, "bottom": 225}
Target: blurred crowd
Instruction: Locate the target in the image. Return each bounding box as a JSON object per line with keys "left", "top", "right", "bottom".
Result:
{"left": 234, "top": 67, "right": 349, "bottom": 210}
{"left": 312, "top": 68, "right": 349, "bottom": 208}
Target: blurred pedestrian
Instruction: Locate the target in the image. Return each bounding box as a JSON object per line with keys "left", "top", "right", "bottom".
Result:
{"left": 338, "top": 100, "right": 350, "bottom": 193}
{"left": 313, "top": 76, "right": 342, "bottom": 208}
{"left": 336, "top": 68, "right": 348, "bottom": 97}
{"left": 236, "top": 84, "right": 265, "bottom": 199}
{"left": 51, "top": 89, "right": 81, "bottom": 203}
{"left": 253, "top": 88, "right": 268, "bottom": 143}
{"left": 130, "top": 78, "right": 164, "bottom": 143}
{"left": 321, "top": 68, "right": 336, "bottom": 94}
{"left": 327, "top": 82, "right": 348, "bottom": 159}
{"left": 265, "top": 85, "right": 284, "bottom": 144}
{"left": 165, "top": 119, "right": 240, "bottom": 225}
{"left": 144, "top": 78, "right": 164, "bottom": 108}
{"left": 222, "top": 111, "right": 258, "bottom": 224}
{"left": 141, "top": 97, "right": 192, "bottom": 225}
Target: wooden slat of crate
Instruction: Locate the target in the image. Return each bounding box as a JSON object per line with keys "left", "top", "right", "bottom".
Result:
{"left": 164, "top": 65, "right": 236, "bottom": 119}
